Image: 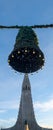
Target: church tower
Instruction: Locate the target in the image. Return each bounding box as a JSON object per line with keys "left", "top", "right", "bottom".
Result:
{"left": 2, "top": 74, "right": 52, "bottom": 130}
{"left": 15, "top": 74, "right": 38, "bottom": 130}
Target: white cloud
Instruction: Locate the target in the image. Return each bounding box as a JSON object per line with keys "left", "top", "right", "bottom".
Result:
{"left": 0, "top": 110, "right": 6, "bottom": 113}
{"left": 0, "top": 118, "right": 16, "bottom": 128}
{"left": 39, "top": 121, "right": 53, "bottom": 129}
{"left": 0, "top": 100, "right": 20, "bottom": 112}
{"left": 34, "top": 99, "right": 53, "bottom": 112}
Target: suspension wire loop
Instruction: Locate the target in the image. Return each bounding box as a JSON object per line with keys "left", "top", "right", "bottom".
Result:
{"left": 0, "top": 24, "right": 53, "bottom": 29}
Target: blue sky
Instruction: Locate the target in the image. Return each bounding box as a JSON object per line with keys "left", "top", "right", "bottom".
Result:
{"left": 0, "top": 0, "right": 53, "bottom": 128}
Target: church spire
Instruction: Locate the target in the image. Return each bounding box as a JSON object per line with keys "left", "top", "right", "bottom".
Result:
{"left": 1, "top": 74, "right": 52, "bottom": 130}
{"left": 22, "top": 74, "right": 31, "bottom": 91}
{"left": 17, "top": 73, "right": 37, "bottom": 129}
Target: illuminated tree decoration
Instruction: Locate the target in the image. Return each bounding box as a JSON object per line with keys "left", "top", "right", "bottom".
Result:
{"left": 8, "top": 26, "right": 45, "bottom": 73}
